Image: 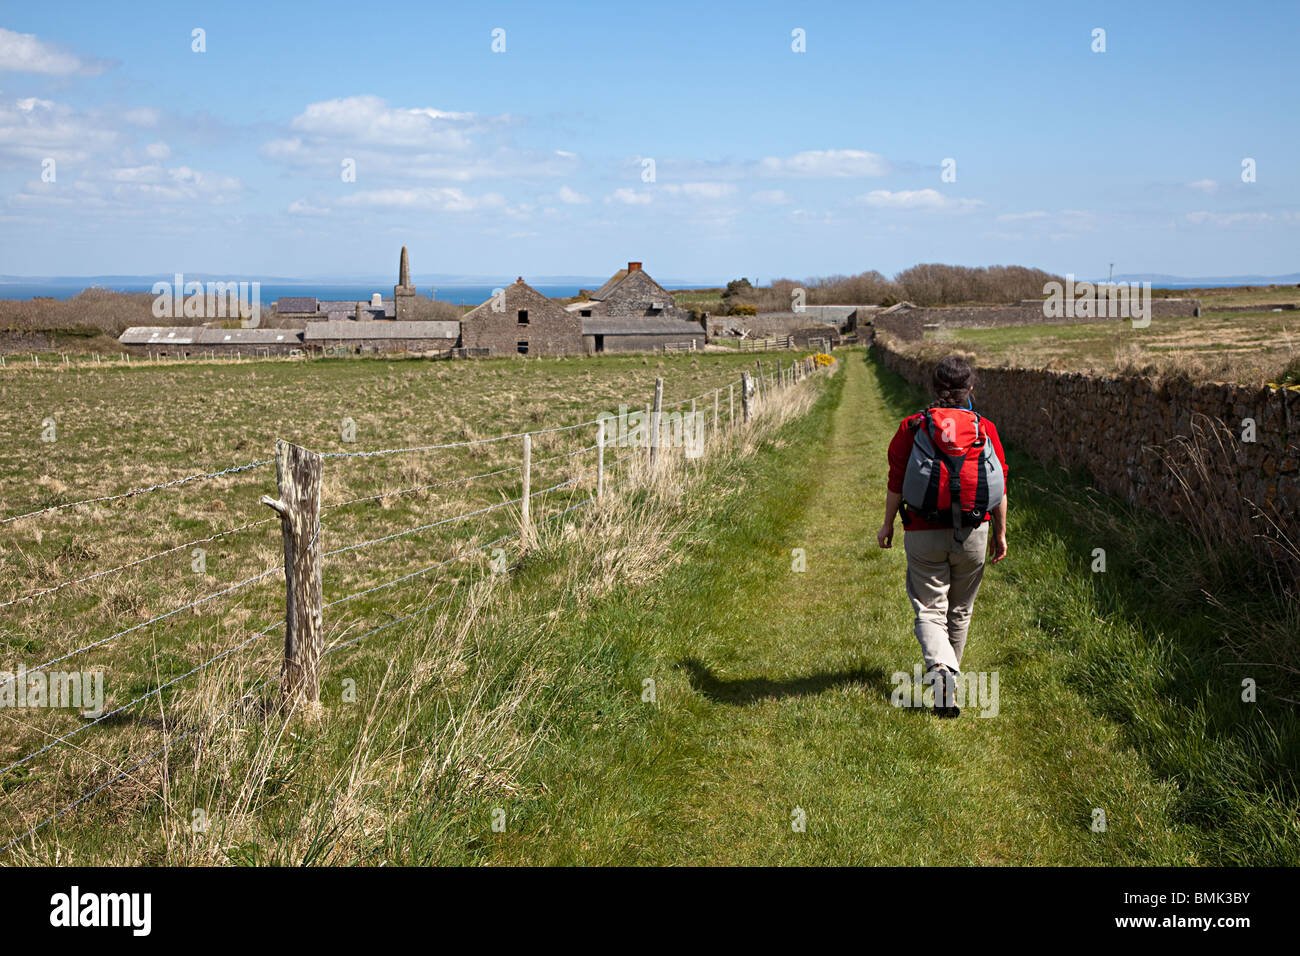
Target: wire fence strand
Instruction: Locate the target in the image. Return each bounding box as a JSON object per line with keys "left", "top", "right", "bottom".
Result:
{"left": 0, "top": 458, "right": 273, "bottom": 526}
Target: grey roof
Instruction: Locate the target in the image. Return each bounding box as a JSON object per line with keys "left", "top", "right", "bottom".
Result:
{"left": 276, "top": 297, "right": 318, "bottom": 313}
{"left": 119, "top": 327, "right": 302, "bottom": 346}
{"left": 800, "top": 305, "right": 862, "bottom": 322}
{"left": 303, "top": 320, "right": 460, "bottom": 341}
{"left": 582, "top": 318, "right": 703, "bottom": 335}
{"left": 119, "top": 326, "right": 202, "bottom": 345}
{"left": 591, "top": 270, "right": 628, "bottom": 300}
{"left": 198, "top": 328, "right": 303, "bottom": 345}
{"left": 319, "top": 299, "right": 397, "bottom": 319}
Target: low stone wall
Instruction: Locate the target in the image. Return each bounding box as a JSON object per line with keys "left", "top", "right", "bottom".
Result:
{"left": 873, "top": 338, "right": 1300, "bottom": 573}
{"left": 874, "top": 298, "right": 1200, "bottom": 340}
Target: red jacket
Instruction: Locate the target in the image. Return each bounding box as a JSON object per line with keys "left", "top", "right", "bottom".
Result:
{"left": 887, "top": 408, "right": 1009, "bottom": 532}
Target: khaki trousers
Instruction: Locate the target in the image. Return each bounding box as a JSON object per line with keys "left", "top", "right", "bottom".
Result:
{"left": 904, "top": 524, "right": 989, "bottom": 674}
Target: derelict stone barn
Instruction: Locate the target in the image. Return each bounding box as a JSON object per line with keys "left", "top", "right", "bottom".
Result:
{"left": 117, "top": 326, "right": 304, "bottom": 356}
{"left": 568, "top": 262, "right": 705, "bottom": 353}
{"left": 459, "top": 278, "right": 586, "bottom": 357}
{"left": 302, "top": 320, "right": 459, "bottom": 353}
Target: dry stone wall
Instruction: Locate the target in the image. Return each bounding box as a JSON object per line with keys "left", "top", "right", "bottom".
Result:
{"left": 874, "top": 299, "right": 1199, "bottom": 340}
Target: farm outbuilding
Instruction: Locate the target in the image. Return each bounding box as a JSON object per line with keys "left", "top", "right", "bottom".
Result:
{"left": 580, "top": 318, "right": 705, "bottom": 354}
{"left": 119, "top": 327, "right": 306, "bottom": 356}
{"left": 459, "top": 279, "right": 585, "bottom": 357}
{"left": 568, "top": 261, "right": 695, "bottom": 325}
{"left": 302, "top": 320, "right": 460, "bottom": 354}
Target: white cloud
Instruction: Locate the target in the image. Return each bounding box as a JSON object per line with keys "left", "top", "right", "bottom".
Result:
{"left": 857, "top": 188, "right": 982, "bottom": 211}
{"left": 607, "top": 188, "right": 652, "bottom": 205}
{"left": 0, "top": 28, "right": 111, "bottom": 76}
{"left": 288, "top": 199, "right": 331, "bottom": 216}
{"left": 760, "top": 149, "right": 889, "bottom": 178}
{"left": 0, "top": 96, "right": 119, "bottom": 163}
{"left": 557, "top": 185, "right": 590, "bottom": 204}
{"left": 337, "top": 187, "right": 506, "bottom": 212}
{"left": 751, "top": 189, "right": 791, "bottom": 205}
{"left": 1187, "top": 179, "right": 1218, "bottom": 193}
{"left": 262, "top": 95, "right": 574, "bottom": 184}
{"left": 145, "top": 141, "right": 171, "bottom": 159}
{"left": 997, "top": 210, "right": 1048, "bottom": 222}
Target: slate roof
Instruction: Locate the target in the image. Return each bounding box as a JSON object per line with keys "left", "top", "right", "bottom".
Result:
{"left": 591, "top": 269, "right": 628, "bottom": 300}
{"left": 198, "top": 328, "right": 302, "bottom": 345}
{"left": 118, "top": 327, "right": 304, "bottom": 346}
{"left": 318, "top": 298, "right": 396, "bottom": 319}
{"left": 590, "top": 267, "right": 673, "bottom": 302}
{"left": 119, "top": 327, "right": 202, "bottom": 345}
{"left": 302, "top": 320, "right": 460, "bottom": 341}
{"left": 276, "top": 297, "right": 318, "bottom": 313}
{"left": 581, "top": 318, "right": 703, "bottom": 335}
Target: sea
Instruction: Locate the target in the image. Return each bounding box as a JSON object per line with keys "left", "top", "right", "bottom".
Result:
{"left": 0, "top": 282, "right": 598, "bottom": 306}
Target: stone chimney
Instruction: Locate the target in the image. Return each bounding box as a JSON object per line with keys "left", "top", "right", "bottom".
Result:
{"left": 370, "top": 292, "right": 382, "bottom": 308}
{"left": 627, "top": 261, "right": 642, "bottom": 273}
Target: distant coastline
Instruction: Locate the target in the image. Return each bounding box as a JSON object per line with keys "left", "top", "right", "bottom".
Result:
{"left": 0, "top": 279, "right": 708, "bottom": 304}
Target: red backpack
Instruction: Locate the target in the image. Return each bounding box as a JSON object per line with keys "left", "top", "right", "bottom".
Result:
{"left": 900, "top": 407, "right": 1004, "bottom": 541}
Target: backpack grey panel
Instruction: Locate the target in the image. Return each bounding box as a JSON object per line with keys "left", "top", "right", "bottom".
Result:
{"left": 978, "top": 442, "right": 1004, "bottom": 506}
{"left": 902, "top": 426, "right": 938, "bottom": 510}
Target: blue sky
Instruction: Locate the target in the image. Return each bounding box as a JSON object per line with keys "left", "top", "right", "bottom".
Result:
{"left": 0, "top": 0, "right": 1296, "bottom": 283}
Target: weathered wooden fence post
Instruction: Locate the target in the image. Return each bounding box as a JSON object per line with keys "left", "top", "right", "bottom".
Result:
{"left": 756, "top": 360, "right": 765, "bottom": 396}
{"left": 712, "top": 389, "right": 719, "bottom": 442}
{"left": 596, "top": 419, "right": 606, "bottom": 500}
{"left": 741, "top": 371, "right": 754, "bottom": 422}
{"left": 260, "top": 439, "right": 324, "bottom": 707}
{"left": 777, "top": 359, "right": 783, "bottom": 389}
{"left": 521, "top": 432, "right": 532, "bottom": 539}
{"left": 649, "top": 377, "right": 664, "bottom": 470}
{"left": 729, "top": 382, "right": 735, "bottom": 425}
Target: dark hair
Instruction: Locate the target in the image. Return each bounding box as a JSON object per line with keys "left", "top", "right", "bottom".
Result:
{"left": 931, "top": 355, "right": 976, "bottom": 407}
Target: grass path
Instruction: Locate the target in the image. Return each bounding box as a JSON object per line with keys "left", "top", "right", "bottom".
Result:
{"left": 486, "top": 352, "right": 1212, "bottom": 865}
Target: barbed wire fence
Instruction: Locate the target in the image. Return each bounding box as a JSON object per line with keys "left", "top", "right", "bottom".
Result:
{"left": 0, "top": 354, "right": 833, "bottom": 857}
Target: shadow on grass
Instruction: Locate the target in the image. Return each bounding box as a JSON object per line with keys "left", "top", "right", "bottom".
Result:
{"left": 680, "top": 657, "right": 894, "bottom": 705}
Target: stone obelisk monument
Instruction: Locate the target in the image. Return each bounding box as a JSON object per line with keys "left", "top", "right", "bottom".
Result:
{"left": 394, "top": 245, "right": 415, "bottom": 320}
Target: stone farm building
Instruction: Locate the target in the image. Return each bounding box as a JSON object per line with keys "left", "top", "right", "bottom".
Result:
{"left": 118, "top": 326, "right": 303, "bottom": 356}
{"left": 567, "top": 261, "right": 705, "bottom": 352}
{"left": 460, "top": 278, "right": 585, "bottom": 357}
{"left": 118, "top": 249, "right": 705, "bottom": 358}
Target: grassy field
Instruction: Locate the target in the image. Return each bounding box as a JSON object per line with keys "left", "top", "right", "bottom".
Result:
{"left": 1162, "top": 284, "right": 1300, "bottom": 308}
{"left": 905, "top": 308, "right": 1300, "bottom": 386}
{"left": 0, "top": 349, "right": 793, "bottom": 859}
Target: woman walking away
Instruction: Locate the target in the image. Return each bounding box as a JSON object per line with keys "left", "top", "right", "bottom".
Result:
{"left": 877, "top": 356, "right": 1008, "bottom": 718}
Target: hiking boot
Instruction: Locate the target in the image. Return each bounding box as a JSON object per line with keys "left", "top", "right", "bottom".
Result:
{"left": 929, "top": 664, "right": 960, "bottom": 718}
